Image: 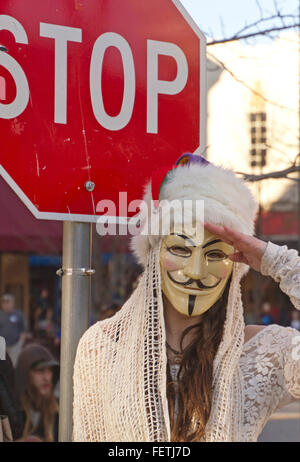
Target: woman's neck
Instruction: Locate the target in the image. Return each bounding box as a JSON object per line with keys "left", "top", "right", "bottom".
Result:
{"left": 163, "top": 294, "right": 203, "bottom": 353}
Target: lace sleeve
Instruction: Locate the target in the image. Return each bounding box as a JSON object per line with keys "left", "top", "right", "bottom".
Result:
{"left": 260, "top": 241, "right": 300, "bottom": 310}
{"left": 281, "top": 327, "right": 300, "bottom": 400}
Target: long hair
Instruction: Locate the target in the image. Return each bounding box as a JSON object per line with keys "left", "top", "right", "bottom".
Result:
{"left": 166, "top": 274, "right": 232, "bottom": 442}
{"left": 20, "top": 381, "right": 58, "bottom": 442}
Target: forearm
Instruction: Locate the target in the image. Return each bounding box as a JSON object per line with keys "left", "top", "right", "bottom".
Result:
{"left": 260, "top": 241, "right": 300, "bottom": 310}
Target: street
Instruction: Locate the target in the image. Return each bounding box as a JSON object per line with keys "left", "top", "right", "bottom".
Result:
{"left": 258, "top": 401, "right": 300, "bottom": 442}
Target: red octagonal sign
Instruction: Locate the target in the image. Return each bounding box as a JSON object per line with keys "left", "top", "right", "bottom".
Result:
{"left": 0, "top": 0, "right": 206, "bottom": 223}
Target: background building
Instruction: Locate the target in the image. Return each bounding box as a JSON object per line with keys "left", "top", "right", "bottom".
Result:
{"left": 206, "top": 31, "right": 299, "bottom": 324}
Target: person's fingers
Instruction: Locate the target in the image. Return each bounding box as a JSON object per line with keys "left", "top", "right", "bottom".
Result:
{"left": 205, "top": 222, "right": 247, "bottom": 244}
{"left": 222, "top": 225, "right": 245, "bottom": 241}
{"left": 204, "top": 222, "right": 229, "bottom": 238}
{"left": 204, "top": 222, "right": 224, "bottom": 233}
{"left": 228, "top": 251, "right": 248, "bottom": 264}
{"left": 203, "top": 222, "right": 234, "bottom": 245}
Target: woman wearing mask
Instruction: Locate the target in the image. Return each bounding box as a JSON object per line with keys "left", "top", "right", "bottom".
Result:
{"left": 73, "top": 154, "right": 300, "bottom": 442}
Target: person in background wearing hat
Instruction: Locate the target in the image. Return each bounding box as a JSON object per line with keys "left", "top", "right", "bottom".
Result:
{"left": 15, "top": 343, "right": 59, "bottom": 442}
{"left": 0, "top": 294, "right": 27, "bottom": 367}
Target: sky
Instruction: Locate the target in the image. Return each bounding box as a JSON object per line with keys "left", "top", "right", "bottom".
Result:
{"left": 180, "top": 0, "right": 299, "bottom": 44}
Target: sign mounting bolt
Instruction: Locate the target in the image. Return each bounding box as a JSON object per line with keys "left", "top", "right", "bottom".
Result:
{"left": 85, "top": 181, "right": 95, "bottom": 192}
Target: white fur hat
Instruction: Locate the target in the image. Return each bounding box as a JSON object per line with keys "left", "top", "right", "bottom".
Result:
{"left": 131, "top": 155, "right": 258, "bottom": 267}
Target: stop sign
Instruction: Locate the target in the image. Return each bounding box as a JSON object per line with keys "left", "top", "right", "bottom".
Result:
{"left": 0, "top": 0, "right": 206, "bottom": 223}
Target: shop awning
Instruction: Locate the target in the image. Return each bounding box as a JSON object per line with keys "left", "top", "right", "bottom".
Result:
{"left": 1, "top": 175, "right": 298, "bottom": 254}
{"left": 0, "top": 176, "right": 62, "bottom": 253}
{"left": 0, "top": 176, "right": 130, "bottom": 255}
{"left": 260, "top": 210, "right": 299, "bottom": 241}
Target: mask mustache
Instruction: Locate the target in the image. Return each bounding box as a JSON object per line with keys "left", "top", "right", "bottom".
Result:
{"left": 167, "top": 272, "right": 221, "bottom": 289}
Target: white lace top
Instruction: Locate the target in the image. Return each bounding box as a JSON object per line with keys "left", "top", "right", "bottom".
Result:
{"left": 169, "top": 241, "right": 300, "bottom": 442}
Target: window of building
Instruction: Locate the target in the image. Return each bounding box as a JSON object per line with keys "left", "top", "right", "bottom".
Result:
{"left": 249, "top": 112, "right": 267, "bottom": 168}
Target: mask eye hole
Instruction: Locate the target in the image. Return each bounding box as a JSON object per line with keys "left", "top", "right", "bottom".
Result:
{"left": 206, "top": 250, "right": 228, "bottom": 261}
{"left": 167, "top": 246, "right": 192, "bottom": 258}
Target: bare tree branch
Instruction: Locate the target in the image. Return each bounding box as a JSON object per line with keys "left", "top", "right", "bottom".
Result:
{"left": 255, "top": 0, "right": 264, "bottom": 19}
{"left": 199, "top": 0, "right": 299, "bottom": 48}
{"left": 264, "top": 143, "right": 296, "bottom": 164}
{"left": 230, "top": 14, "right": 296, "bottom": 39}
{"left": 207, "top": 23, "right": 299, "bottom": 45}
{"left": 219, "top": 15, "right": 227, "bottom": 38}
{"left": 236, "top": 160, "right": 300, "bottom": 182}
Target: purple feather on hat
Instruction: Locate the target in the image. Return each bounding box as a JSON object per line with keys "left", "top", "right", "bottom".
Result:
{"left": 176, "top": 152, "right": 210, "bottom": 167}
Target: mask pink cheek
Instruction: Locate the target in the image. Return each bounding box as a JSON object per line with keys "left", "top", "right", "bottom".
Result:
{"left": 210, "top": 263, "right": 232, "bottom": 279}
{"left": 162, "top": 256, "right": 183, "bottom": 272}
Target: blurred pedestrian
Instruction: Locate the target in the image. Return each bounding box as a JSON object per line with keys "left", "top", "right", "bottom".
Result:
{"left": 0, "top": 352, "right": 24, "bottom": 440}
{"left": 15, "top": 343, "right": 59, "bottom": 442}
{"left": 278, "top": 294, "right": 292, "bottom": 326}
{"left": 33, "top": 288, "right": 51, "bottom": 332}
{"left": 260, "top": 301, "right": 274, "bottom": 326}
{"left": 28, "top": 307, "right": 60, "bottom": 361}
{"left": 290, "top": 310, "right": 300, "bottom": 331}
{"left": 37, "top": 288, "right": 50, "bottom": 320}
{"left": 37, "top": 308, "right": 56, "bottom": 334}
{"left": 0, "top": 294, "right": 27, "bottom": 366}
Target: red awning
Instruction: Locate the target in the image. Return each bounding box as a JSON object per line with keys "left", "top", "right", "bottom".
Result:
{"left": 0, "top": 176, "right": 130, "bottom": 254}
{"left": 0, "top": 176, "right": 62, "bottom": 253}
{"left": 261, "top": 210, "right": 299, "bottom": 237}
{"left": 1, "top": 174, "right": 297, "bottom": 254}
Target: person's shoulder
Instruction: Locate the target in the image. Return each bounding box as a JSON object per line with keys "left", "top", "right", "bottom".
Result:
{"left": 244, "top": 323, "right": 300, "bottom": 347}
{"left": 76, "top": 318, "right": 119, "bottom": 354}
{"left": 13, "top": 309, "right": 24, "bottom": 317}
{"left": 77, "top": 320, "right": 104, "bottom": 345}
{"left": 244, "top": 324, "right": 267, "bottom": 344}
{"left": 74, "top": 318, "right": 124, "bottom": 372}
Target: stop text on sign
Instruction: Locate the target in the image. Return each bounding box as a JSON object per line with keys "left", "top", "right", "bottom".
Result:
{"left": 0, "top": 14, "right": 189, "bottom": 134}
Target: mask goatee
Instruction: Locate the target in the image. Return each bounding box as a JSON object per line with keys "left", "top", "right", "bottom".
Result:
{"left": 188, "top": 295, "right": 196, "bottom": 316}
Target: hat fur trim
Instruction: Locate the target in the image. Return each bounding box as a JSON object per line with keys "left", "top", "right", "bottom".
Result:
{"left": 131, "top": 162, "right": 258, "bottom": 268}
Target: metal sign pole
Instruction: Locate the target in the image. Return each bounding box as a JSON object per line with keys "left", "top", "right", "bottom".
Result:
{"left": 57, "top": 221, "right": 94, "bottom": 442}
